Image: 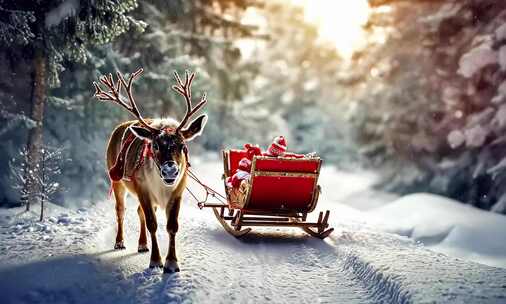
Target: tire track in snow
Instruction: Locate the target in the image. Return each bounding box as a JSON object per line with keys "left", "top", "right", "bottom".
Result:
{"left": 323, "top": 231, "right": 411, "bottom": 304}
{"left": 240, "top": 234, "right": 371, "bottom": 303}
{"left": 327, "top": 227, "right": 506, "bottom": 304}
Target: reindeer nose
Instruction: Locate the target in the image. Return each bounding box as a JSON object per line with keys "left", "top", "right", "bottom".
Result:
{"left": 161, "top": 161, "right": 179, "bottom": 179}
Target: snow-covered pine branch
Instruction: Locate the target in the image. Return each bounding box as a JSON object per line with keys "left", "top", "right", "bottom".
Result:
{"left": 44, "top": 0, "right": 79, "bottom": 29}
{"left": 0, "top": 109, "right": 36, "bottom": 137}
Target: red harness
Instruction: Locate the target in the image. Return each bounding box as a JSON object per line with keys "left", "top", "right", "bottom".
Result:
{"left": 133, "top": 139, "right": 154, "bottom": 177}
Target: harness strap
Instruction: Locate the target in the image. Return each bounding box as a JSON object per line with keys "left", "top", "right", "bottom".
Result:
{"left": 126, "top": 139, "right": 152, "bottom": 181}
{"left": 109, "top": 132, "right": 136, "bottom": 182}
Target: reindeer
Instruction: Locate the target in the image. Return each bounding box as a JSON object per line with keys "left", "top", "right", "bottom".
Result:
{"left": 93, "top": 68, "right": 207, "bottom": 273}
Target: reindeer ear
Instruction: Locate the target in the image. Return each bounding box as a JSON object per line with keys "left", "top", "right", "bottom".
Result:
{"left": 181, "top": 114, "right": 208, "bottom": 141}
{"left": 130, "top": 125, "right": 154, "bottom": 141}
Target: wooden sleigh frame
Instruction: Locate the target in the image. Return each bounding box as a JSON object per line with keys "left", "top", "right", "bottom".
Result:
{"left": 201, "top": 150, "right": 334, "bottom": 239}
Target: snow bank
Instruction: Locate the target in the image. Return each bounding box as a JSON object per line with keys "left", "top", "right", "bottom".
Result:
{"left": 318, "top": 166, "right": 397, "bottom": 211}
{"left": 0, "top": 202, "right": 95, "bottom": 268}
{"left": 368, "top": 193, "right": 506, "bottom": 268}
{"left": 333, "top": 227, "right": 506, "bottom": 304}
{"left": 0, "top": 202, "right": 76, "bottom": 226}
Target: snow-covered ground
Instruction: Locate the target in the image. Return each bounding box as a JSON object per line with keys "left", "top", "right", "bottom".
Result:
{"left": 1, "top": 158, "right": 506, "bottom": 304}
{"left": 368, "top": 193, "right": 506, "bottom": 269}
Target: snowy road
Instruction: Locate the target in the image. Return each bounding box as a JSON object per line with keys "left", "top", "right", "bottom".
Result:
{"left": 86, "top": 160, "right": 375, "bottom": 304}
{"left": 1, "top": 160, "right": 506, "bottom": 304}
{"left": 89, "top": 200, "right": 372, "bottom": 304}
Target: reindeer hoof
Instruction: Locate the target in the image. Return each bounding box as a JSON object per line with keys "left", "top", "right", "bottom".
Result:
{"left": 163, "top": 260, "right": 180, "bottom": 273}
{"left": 138, "top": 244, "right": 149, "bottom": 253}
{"left": 149, "top": 260, "right": 163, "bottom": 268}
{"left": 114, "top": 241, "right": 126, "bottom": 250}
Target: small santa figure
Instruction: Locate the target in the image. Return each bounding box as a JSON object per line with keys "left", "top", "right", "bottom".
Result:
{"left": 226, "top": 144, "right": 262, "bottom": 189}
{"left": 264, "top": 136, "right": 304, "bottom": 158}
{"left": 227, "top": 157, "right": 252, "bottom": 188}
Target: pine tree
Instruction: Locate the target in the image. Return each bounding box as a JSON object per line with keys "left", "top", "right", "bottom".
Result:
{"left": 104, "top": 0, "right": 264, "bottom": 148}
{"left": 9, "top": 146, "right": 65, "bottom": 220}
{"left": 346, "top": 0, "right": 506, "bottom": 211}
{"left": 0, "top": 0, "right": 265, "bottom": 206}
{"left": 36, "top": 147, "right": 64, "bottom": 221}
{"left": 0, "top": 0, "right": 144, "bottom": 207}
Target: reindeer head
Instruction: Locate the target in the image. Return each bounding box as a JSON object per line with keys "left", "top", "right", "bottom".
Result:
{"left": 93, "top": 69, "right": 208, "bottom": 185}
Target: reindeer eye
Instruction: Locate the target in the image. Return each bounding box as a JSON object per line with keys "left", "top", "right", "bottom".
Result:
{"left": 152, "top": 142, "right": 159, "bottom": 151}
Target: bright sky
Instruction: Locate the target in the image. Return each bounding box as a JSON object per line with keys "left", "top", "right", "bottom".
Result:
{"left": 237, "top": 0, "right": 372, "bottom": 60}
{"left": 292, "top": 0, "right": 371, "bottom": 59}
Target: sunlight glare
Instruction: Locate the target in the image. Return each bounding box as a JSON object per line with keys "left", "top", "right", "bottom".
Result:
{"left": 293, "top": 0, "right": 371, "bottom": 59}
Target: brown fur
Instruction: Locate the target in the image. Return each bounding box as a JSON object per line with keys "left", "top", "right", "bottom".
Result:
{"left": 106, "top": 119, "right": 188, "bottom": 272}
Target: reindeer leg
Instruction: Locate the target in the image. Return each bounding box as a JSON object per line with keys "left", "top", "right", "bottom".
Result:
{"left": 137, "top": 205, "right": 149, "bottom": 253}
{"left": 112, "top": 182, "right": 126, "bottom": 250}
{"left": 164, "top": 197, "right": 181, "bottom": 273}
{"left": 139, "top": 198, "right": 162, "bottom": 268}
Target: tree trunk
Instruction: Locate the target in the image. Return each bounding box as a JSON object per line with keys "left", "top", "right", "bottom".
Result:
{"left": 40, "top": 198, "right": 44, "bottom": 221}
{"left": 40, "top": 153, "right": 45, "bottom": 222}
{"left": 23, "top": 49, "right": 46, "bottom": 211}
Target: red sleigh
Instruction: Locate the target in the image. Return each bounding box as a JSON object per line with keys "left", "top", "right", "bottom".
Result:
{"left": 200, "top": 149, "right": 334, "bottom": 239}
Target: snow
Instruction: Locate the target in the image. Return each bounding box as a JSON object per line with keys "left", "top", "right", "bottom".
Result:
{"left": 422, "top": 3, "right": 460, "bottom": 29}
{"left": 492, "top": 81, "right": 506, "bottom": 104}
{"left": 487, "top": 157, "right": 506, "bottom": 176}
{"left": 0, "top": 160, "right": 505, "bottom": 303}
{"left": 368, "top": 193, "right": 506, "bottom": 268}
{"left": 499, "top": 81, "right": 506, "bottom": 96}
{"left": 492, "top": 104, "right": 506, "bottom": 128}
{"left": 447, "top": 129, "right": 465, "bottom": 149}
{"left": 457, "top": 44, "right": 497, "bottom": 78}
{"left": 496, "top": 23, "right": 506, "bottom": 41}
{"left": 467, "top": 107, "right": 495, "bottom": 127}
{"left": 491, "top": 194, "right": 506, "bottom": 214}
{"left": 499, "top": 46, "right": 506, "bottom": 71}
{"left": 45, "top": 0, "right": 80, "bottom": 28}
{"left": 0, "top": 203, "right": 94, "bottom": 267}
{"left": 464, "top": 124, "right": 489, "bottom": 147}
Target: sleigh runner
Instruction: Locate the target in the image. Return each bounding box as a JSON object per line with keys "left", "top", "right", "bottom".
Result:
{"left": 200, "top": 149, "right": 334, "bottom": 239}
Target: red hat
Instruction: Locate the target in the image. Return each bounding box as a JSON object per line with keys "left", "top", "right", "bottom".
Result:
{"left": 244, "top": 143, "right": 262, "bottom": 160}
{"left": 266, "top": 136, "right": 287, "bottom": 156}
{"left": 237, "top": 157, "right": 252, "bottom": 171}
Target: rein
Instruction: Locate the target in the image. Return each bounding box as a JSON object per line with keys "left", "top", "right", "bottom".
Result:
{"left": 185, "top": 167, "right": 227, "bottom": 209}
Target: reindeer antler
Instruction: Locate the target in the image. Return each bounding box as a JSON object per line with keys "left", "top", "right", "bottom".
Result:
{"left": 93, "top": 68, "right": 158, "bottom": 133}
{"left": 172, "top": 70, "right": 207, "bottom": 133}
